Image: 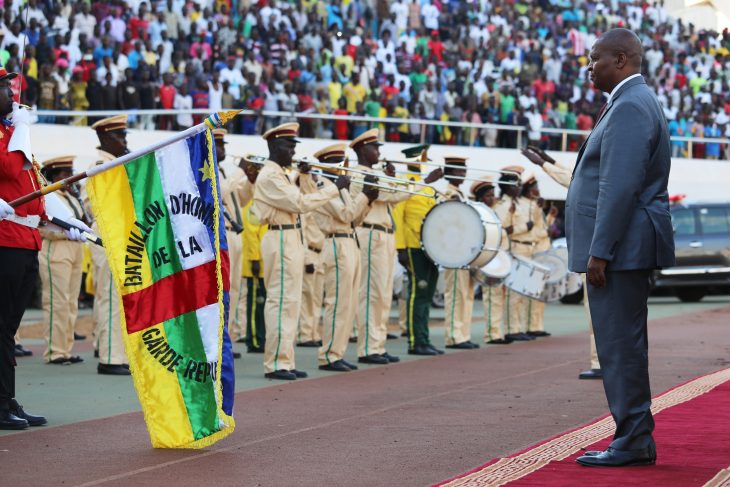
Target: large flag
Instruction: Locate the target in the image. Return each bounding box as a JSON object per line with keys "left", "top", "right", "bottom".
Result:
{"left": 87, "top": 129, "right": 235, "bottom": 448}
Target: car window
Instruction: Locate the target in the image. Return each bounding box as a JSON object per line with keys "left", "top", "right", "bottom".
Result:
{"left": 699, "top": 207, "right": 730, "bottom": 235}
{"left": 671, "top": 208, "right": 697, "bottom": 236}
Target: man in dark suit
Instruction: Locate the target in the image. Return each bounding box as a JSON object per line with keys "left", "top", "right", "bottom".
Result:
{"left": 566, "top": 29, "right": 675, "bottom": 467}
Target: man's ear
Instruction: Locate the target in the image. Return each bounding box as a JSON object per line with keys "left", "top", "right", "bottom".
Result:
{"left": 615, "top": 51, "right": 628, "bottom": 70}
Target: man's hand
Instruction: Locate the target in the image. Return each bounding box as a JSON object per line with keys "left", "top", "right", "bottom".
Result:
{"left": 363, "top": 174, "right": 379, "bottom": 202}
{"left": 536, "top": 197, "right": 545, "bottom": 208}
{"left": 335, "top": 175, "right": 350, "bottom": 191}
{"left": 549, "top": 205, "right": 559, "bottom": 218}
{"left": 65, "top": 217, "right": 92, "bottom": 242}
{"left": 505, "top": 225, "right": 514, "bottom": 235}
{"left": 397, "top": 249, "right": 409, "bottom": 268}
{"left": 509, "top": 201, "right": 516, "bottom": 213}
{"left": 0, "top": 198, "right": 14, "bottom": 220}
{"left": 587, "top": 256, "right": 608, "bottom": 288}
{"left": 526, "top": 221, "right": 534, "bottom": 231}
{"left": 251, "top": 260, "right": 261, "bottom": 277}
{"left": 424, "top": 167, "right": 443, "bottom": 184}
{"left": 383, "top": 162, "right": 396, "bottom": 177}
{"left": 305, "top": 263, "right": 315, "bottom": 274}
{"left": 297, "top": 160, "right": 312, "bottom": 174}
{"left": 522, "top": 144, "right": 556, "bottom": 166}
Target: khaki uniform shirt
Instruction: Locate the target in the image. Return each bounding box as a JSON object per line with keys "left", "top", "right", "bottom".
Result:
{"left": 349, "top": 164, "right": 410, "bottom": 229}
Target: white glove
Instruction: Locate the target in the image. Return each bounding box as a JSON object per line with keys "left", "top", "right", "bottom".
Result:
{"left": 0, "top": 198, "right": 14, "bottom": 220}
{"left": 9, "top": 103, "right": 33, "bottom": 163}
{"left": 64, "top": 217, "right": 92, "bottom": 242}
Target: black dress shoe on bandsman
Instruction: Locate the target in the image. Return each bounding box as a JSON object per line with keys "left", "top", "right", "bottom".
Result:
{"left": 232, "top": 351, "right": 242, "bottom": 359}
{"left": 358, "top": 354, "right": 388, "bottom": 364}
{"left": 527, "top": 331, "right": 551, "bottom": 337}
{"left": 66, "top": 355, "right": 84, "bottom": 364}
{"left": 14, "top": 344, "right": 32, "bottom": 357}
{"left": 291, "top": 369, "right": 308, "bottom": 378}
{"left": 386, "top": 333, "right": 398, "bottom": 340}
{"left": 340, "top": 359, "right": 359, "bottom": 370}
{"left": 408, "top": 345, "right": 438, "bottom": 356}
{"left": 297, "top": 340, "right": 319, "bottom": 347}
{"left": 506, "top": 333, "right": 534, "bottom": 341}
{"left": 74, "top": 333, "right": 86, "bottom": 341}
{"left": 427, "top": 344, "right": 445, "bottom": 355}
{"left": 576, "top": 446, "right": 656, "bottom": 467}
{"left": 446, "top": 342, "right": 474, "bottom": 350}
{"left": 466, "top": 341, "right": 480, "bottom": 348}
{"left": 247, "top": 346, "right": 265, "bottom": 353}
{"left": 348, "top": 337, "right": 357, "bottom": 343}
{"left": 319, "top": 360, "right": 351, "bottom": 372}
{"left": 94, "top": 350, "right": 99, "bottom": 358}
{"left": 48, "top": 357, "right": 71, "bottom": 365}
{"left": 0, "top": 410, "right": 28, "bottom": 430}
{"left": 10, "top": 400, "right": 47, "bottom": 426}
{"left": 265, "top": 370, "right": 297, "bottom": 380}
{"left": 487, "top": 338, "right": 513, "bottom": 344}
{"left": 381, "top": 352, "right": 400, "bottom": 363}
{"left": 98, "top": 363, "right": 132, "bottom": 376}
{"left": 400, "top": 331, "right": 409, "bottom": 337}
{"left": 579, "top": 369, "right": 603, "bottom": 380}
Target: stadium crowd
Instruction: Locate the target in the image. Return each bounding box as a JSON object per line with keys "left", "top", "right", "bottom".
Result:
{"left": 1, "top": 0, "right": 729, "bottom": 157}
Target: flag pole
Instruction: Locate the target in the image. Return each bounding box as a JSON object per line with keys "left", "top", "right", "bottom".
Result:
{"left": 8, "top": 110, "right": 241, "bottom": 208}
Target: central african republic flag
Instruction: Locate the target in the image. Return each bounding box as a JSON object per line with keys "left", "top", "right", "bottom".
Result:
{"left": 87, "top": 129, "right": 235, "bottom": 448}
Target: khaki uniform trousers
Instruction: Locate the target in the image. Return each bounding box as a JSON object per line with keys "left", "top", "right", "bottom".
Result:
{"left": 443, "top": 268, "right": 474, "bottom": 346}
{"left": 355, "top": 227, "right": 395, "bottom": 357}
{"left": 398, "top": 294, "right": 407, "bottom": 333}
{"left": 261, "top": 229, "right": 305, "bottom": 373}
{"left": 299, "top": 250, "right": 324, "bottom": 344}
{"left": 526, "top": 239, "right": 551, "bottom": 333}
{"left": 583, "top": 275, "right": 600, "bottom": 369}
{"left": 319, "top": 236, "right": 361, "bottom": 365}
{"left": 39, "top": 239, "right": 83, "bottom": 362}
{"left": 482, "top": 284, "right": 507, "bottom": 341}
{"left": 226, "top": 228, "right": 245, "bottom": 340}
{"left": 233, "top": 274, "right": 248, "bottom": 340}
{"left": 90, "top": 240, "right": 127, "bottom": 365}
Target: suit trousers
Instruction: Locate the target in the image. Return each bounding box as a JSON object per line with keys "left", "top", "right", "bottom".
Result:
{"left": 482, "top": 284, "right": 506, "bottom": 341}
{"left": 90, "top": 241, "right": 127, "bottom": 365}
{"left": 245, "top": 277, "right": 266, "bottom": 350}
{"left": 261, "top": 229, "right": 305, "bottom": 374}
{"left": 226, "top": 229, "right": 245, "bottom": 341}
{"left": 587, "top": 270, "right": 654, "bottom": 451}
{"left": 404, "top": 248, "right": 438, "bottom": 348}
{"left": 319, "top": 236, "right": 361, "bottom": 365}
{"left": 356, "top": 228, "right": 395, "bottom": 357}
{"left": 0, "top": 247, "right": 38, "bottom": 410}
{"left": 298, "top": 252, "right": 324, "bottom": 344}
{"left": 39, "top": 239, "right": 83, "bottom": 362}
{"left": 443, "top": 268, "right": 474, "bottom": 346}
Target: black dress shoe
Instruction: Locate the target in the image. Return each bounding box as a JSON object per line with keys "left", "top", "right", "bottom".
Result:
{"left": 446, "top": 342, "right": 474, "bottom": 350}
{"left": 382, "top": 352, "right": 400, "bottom": 363}
{"left": 579, "top": 369, "right": 603, "bottom": 380}
{"left": 505, "top": 333, "right": 534, "bottom": 341}
{"left": 264, "top": 370, "right": 297, "bottom": 380}
{"left": 348, "top": 337, "right": 357, "bottom": 343}
{"left": 340, "top": 359, "right": 359, "bottom": 370}
{"left": 48, "top": 357, "right": 71, "bottom": 365}
{"left": 358, "top": 354, "right": 388, "bottom": 364}
{"left": 427, "top": 344, "right": 445, "bottom": 355}
{"left": 316, "top": 340, "right": 323, "bottom": 346}
{"left": 527, "top": 330, "right": 551, "bottom": 337}
{"left": 0, "top": 409, "right": 28, "bottom": 430}
{"left": 487, "top": 338, "right": 513, "bottom": 344}
{"left": 94, "top": 350, "right": 99, "bottom": 358}
{"left": 247, "top": 346, "right": 265, "bottom": 353}
{"left": 232, "top": 351, "right": 242, "bottom": 359}
{"left": 408, "top": 345, "right": 438, "bottom": 356}
{"left": 74, "top": 333, "right": 86, "bottom": 341}
{"left": 319, "top": 360, "right": 351, "bottom": 372}
{"left": 9, "top": 400, "right": 46, "bottom": 427}
{"left": 466, "top": 341, "right": 480, "bottom": 349}
{"left": 386, "top": 333, "right": 399, "bottom": 340}
{"left": 98, "top": 363, "right": 131, "bottom": 376}
{"left": 576, "top": 446, "right": 656, "bottom": 467}
{"left": 296, "top": 340, "right": 319, "bottom": 348}
{"left": 400, "top": 331, "right": 409, "bottom": 337}
{"left": 291, "top": 369, "right": 308, "bottom": 378}
{"left": 14, "top": 344, "right": 32, "bottom": 357}
{"left": 68, "top": 355, "right": 84, "bottom": 364}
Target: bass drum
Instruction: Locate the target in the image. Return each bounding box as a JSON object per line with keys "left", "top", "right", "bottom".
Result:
{"left": 421, "top": 200, "right": 501, "bottom": 269}
{"left": 532, "top": 250, "right": 569, "bottom": 302}
{"left": 471, "top": 250, "right": 512, "bottom": 287}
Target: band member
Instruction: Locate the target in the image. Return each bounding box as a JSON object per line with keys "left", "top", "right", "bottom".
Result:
{"left": 394, "top": 145, "right": 444, "bottom": 355}
{"left": 302, "top": 143, "right": 376, "bottom": 372}
{"left": 521, "top": 171, "right": 557, "bottom": 337}
{"left": 440, "top": 155, "right": 480, "bottom": 349}
{"left": 470, "top": 177, "right": 513, "bottom": 344}
{"left": 298, "top": 174, "right": 325, "bottom": 348}
{"left": 493, "top": 165, "right": 535, "bottom": 341}
{"left": 252, "top": 123, "right": 346, "bottom": 381}
{"left": 215, "top": 129, "right": 252, "bottom": 344}
{"left": 241, "top": 157, "right": 267, "bottom": 354}
{"left": 39, "top": 156, "right": 86, "bottom": 365}
{"left": 88, "top": 115, "right": 131, "bottom": 375}
{"left": 349, "top": 129, "right": 408, "bottom": 364}
{"left": 521, "top": 145, "right": 601, "bottom": 379}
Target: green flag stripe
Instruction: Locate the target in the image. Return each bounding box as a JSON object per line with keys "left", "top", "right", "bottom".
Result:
{"left": 124, "top": 153, "right": 183, "bottom": 282}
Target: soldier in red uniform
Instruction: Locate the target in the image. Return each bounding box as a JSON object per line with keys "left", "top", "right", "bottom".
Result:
{"left": 0, "top": 67, "right": 48, "bottom": 430}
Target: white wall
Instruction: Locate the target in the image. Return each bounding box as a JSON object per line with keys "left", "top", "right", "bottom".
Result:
{"left": 32, "top": 124, "right": 730, "bottom": 202}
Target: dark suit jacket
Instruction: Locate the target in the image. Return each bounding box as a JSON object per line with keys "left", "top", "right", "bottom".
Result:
{"left": 565, "top": 76, "right": 675, "bottom": 272}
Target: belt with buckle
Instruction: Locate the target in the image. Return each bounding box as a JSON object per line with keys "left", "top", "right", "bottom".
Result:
{"left": 361, "top": 223, "right": 393, "bottom": 234}
{"left": 512, "top": 239, "right": 537, "bottom": 246}
{"left": 326, "top": 233, "right": 355, "bottom": 239}
{"left": 269, "top": 223, "right": 301, "bottom": 231}
{"left": 308, "top": 246, "right": 322, "bottom": 253}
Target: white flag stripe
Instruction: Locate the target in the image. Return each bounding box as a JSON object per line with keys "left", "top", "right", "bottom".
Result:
{"left": 195, "top": 303, "right": 220, "bottom": 363}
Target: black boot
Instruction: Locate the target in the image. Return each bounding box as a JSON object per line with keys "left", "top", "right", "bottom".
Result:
{"left": 9, "top": 400, "right": 46, "bottom": 426}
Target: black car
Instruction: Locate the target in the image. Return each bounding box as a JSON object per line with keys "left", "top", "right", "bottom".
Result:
{"left": 653, "top": 202, "right": 730, "bottom": 302}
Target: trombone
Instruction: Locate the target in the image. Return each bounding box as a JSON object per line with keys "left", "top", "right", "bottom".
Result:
{"left": 380, "top": 158, "right": 523, "bottom": 179}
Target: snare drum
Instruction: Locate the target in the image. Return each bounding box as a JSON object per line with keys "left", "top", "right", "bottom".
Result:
{"left": 471, "top": 250, "right": 512, "bottom": 287}
{"left": 532, "top": 250, "right": 569, "bottom": 302}
{"left": 421, "top": 200, "right": 502, "bottom": 269}
{"left": 504, "top": 255, "right": 551, "bottom": 299}
{"left": 552, "top": 247, "right": 582, "bottom": 295}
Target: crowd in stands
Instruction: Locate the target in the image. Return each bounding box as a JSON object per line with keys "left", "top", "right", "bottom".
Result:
{"left": 2, "top": 0, "right": 730, "bottom": 158}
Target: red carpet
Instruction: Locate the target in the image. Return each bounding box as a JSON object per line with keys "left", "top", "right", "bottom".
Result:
{"left": 436, "top": 367, "right": 730, "bottom": 487}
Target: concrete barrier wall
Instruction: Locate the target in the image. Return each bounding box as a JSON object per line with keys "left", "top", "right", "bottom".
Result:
{"left": 31, "top": 124, "right": 729, "bottom": 202}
